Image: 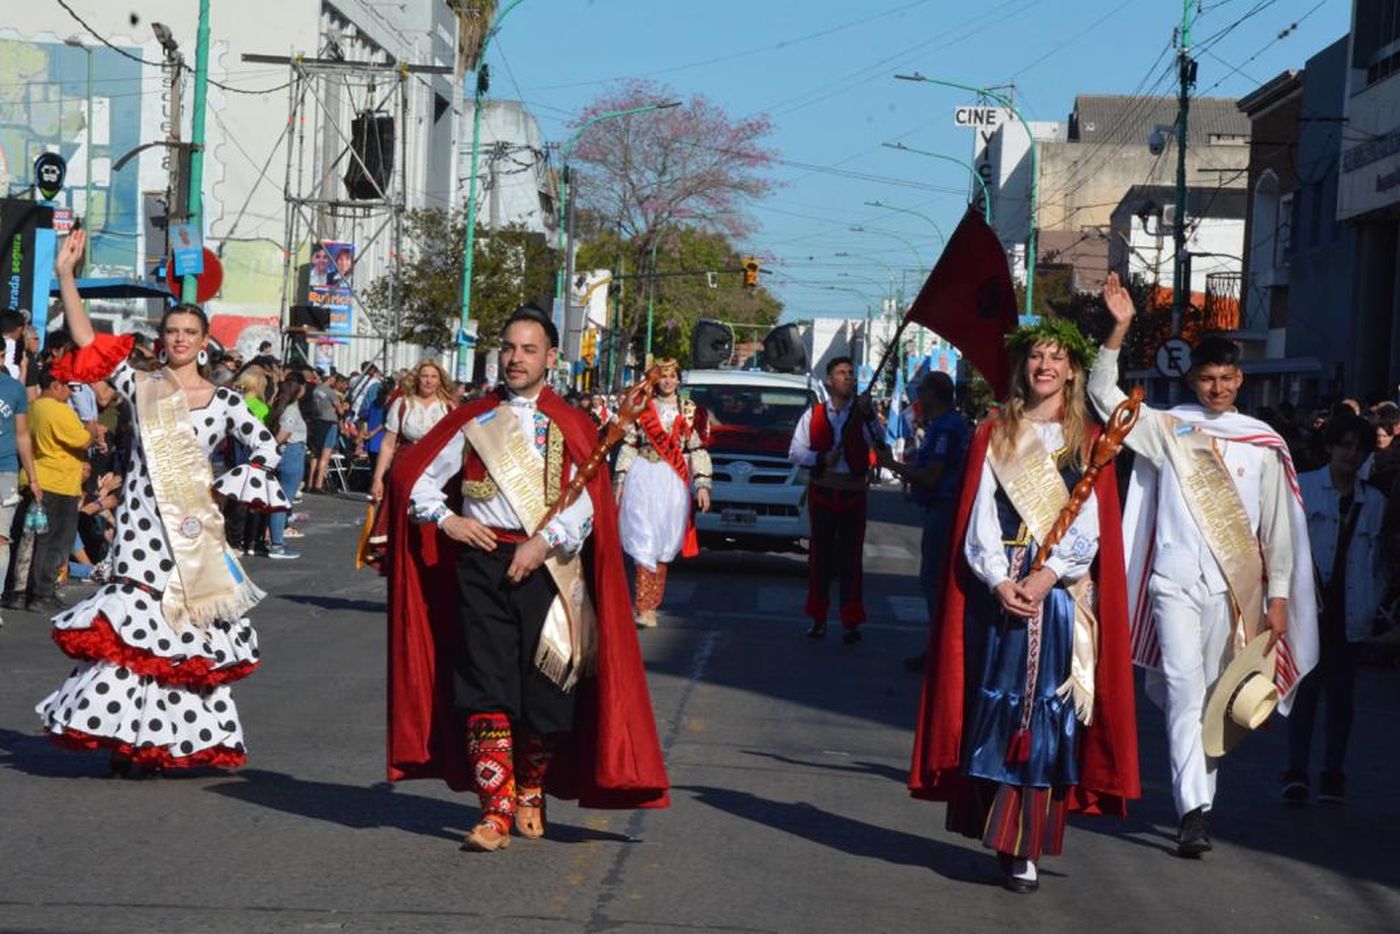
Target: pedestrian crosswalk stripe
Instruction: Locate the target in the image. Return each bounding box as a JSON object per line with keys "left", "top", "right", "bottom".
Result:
{"left": 865, "top": 544, "right": 913, "bottom": 560}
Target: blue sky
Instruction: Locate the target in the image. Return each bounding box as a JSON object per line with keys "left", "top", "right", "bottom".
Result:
{"left": 488, "top": 0, "right": 1351, "bottom": 318}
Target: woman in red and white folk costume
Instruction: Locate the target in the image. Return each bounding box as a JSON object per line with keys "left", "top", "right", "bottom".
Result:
{"left": 614, "top": 359, "right": 712, "bottom": 628}
{"left": 909, "top": 320, "right": 1140, "bottom": 894}
{"left": 386, "top": 307, "right": 668, "bottom": 853}
{"left": 36, "top": 230, "right": 290, "bottom": 776}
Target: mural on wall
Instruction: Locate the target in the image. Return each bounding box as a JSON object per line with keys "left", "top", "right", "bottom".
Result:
{"left": 0, "top": 37, "right": 144, "bottom": 275}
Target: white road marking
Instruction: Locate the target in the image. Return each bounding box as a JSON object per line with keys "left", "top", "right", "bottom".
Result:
{"left": 864, "top": 544, "right": 913, "bottom": 560}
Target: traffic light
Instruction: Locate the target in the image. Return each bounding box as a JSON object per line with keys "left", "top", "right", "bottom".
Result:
{"left": 742, "top": 256, "right": 760, "bottom": 289}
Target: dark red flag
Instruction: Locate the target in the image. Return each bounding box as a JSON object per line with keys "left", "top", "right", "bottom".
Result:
{"left": 904, "top": 208, "right": 1019, "bottom": 397}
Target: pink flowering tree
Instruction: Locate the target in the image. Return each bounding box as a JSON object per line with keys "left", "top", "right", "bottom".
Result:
{"left": 567, "top": 79, "right": 777, "bottom": 370}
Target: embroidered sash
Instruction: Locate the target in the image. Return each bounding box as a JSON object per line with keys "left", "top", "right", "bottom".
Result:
{"left": 136, "top": 370, "right": 263, "bottom": 631}
{"left": 988, "top": 424, "right": 1100, "bottom": 729}
{"left": 462, "top": 405, "right": 597, "bottom": 691}
{"left": 639, "top": 403, "right": 690, "bottom": 486}
{"left": 1163, "top": 418, "right": 1265, "bottom": 654}
{"left": 639, "top": 401, "right": 700, "bottom": 558}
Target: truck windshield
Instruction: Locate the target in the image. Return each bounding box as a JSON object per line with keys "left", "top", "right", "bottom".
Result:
{"left": 682, "top": 385, "right": 814, "bottom": 431}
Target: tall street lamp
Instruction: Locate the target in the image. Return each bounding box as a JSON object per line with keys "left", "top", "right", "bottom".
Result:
{"left": 847, "top": 225, "right": 922, "bottom": 268}
{"left": 458, "top": 0, "right": 527, "bottom": 382}
{"left": 553, "top": 100, "right": 681, "bottom": 329}
{"left": 896, "top": 73, "right": 1038, "bottom": 318}
{"left": 862, "top": 200, "right": 944, "bottom": 246}
{"left": 881, "top": 142, "right": 991, "bottom": 224}
{"left": 63, "top": 36, "right": 94, "bottom": 265}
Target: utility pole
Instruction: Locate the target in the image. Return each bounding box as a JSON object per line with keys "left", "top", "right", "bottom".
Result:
{"left": 459, "top": 0, "right": 527, "bottom": 383}
{"left": 1171, "top": 0, "right": 1197, "bottom": 335}
{"left": 182, "top": 0, "right": 211, "bottom": 304}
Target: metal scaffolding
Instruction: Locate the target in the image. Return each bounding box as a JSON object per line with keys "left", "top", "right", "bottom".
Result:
{"left": 242, "top": 52, "right": 449, "bottom": 370}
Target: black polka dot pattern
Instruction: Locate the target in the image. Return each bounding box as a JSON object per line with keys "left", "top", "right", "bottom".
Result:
{"left": 35, "top": 363, "right": 269, "bottom": 766}
{"left": 36, "top": 662, "right": 245, "bottom": 759}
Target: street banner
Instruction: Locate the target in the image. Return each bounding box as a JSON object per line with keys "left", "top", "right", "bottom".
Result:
{"left": 0, "top": 197, "right": 56, "bottom": 334}
{"left": 903, "top": 208, "right": 1018, "bottom": 397}
{"left": 170, "top": 222, "right": 204, "bottom": 276}
{"left": 307, "top": 240, "right": 356, "bottom": 336}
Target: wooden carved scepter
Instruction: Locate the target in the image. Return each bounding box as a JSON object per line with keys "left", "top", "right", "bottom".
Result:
{"left": 532, "top": 367, "right": 661, "bottom": 534}
{"left": 1029, "top": 387, "right": 1145, "bottom": 573}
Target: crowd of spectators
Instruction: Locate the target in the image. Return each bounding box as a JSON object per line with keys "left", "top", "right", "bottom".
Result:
{"left": 0, "top": 322, "right": 502, "bottom": 623}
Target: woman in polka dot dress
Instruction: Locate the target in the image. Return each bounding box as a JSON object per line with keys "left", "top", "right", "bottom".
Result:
{"left": 35, "top": 230, "right": 289, "bottom": 776}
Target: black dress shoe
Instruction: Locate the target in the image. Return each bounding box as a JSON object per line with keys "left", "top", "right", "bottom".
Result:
{"left": 1177, "top": 806, "right": 1213, "bottom": 857}
{"left": 805, "top": 621, "right": 828, "bottom": 639}
{"left": 842, "top": 628, "right": 863, "bottom": 645}
{"left": 997, "top": 853, "right": 1039, "bottom": 893}
{"left": 903, "top": 651, "right": 927, "bottom": 673}
{"left": 26, "top": 594, "right": 68, "bottom": 613}
{"left": 0, "top": 592, "right": 22, "bottom": 610}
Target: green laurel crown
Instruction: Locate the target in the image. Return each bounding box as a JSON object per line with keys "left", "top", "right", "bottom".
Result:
{"left": 1003, "top": 316, "right": 1098, "bottom": 370}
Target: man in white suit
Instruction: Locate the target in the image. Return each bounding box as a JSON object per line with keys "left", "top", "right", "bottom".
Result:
{"left": 1089, "top": 273, "right": 1318, "bottom": 858}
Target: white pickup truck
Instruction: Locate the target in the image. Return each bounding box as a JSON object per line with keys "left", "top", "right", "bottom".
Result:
{"left": 681, "top": 368, "right": 822, "bottom": 553}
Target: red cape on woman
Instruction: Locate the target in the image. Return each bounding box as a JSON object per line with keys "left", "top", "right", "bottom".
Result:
{"left": 385, "top": 387, "right": 669, "bottom": 809}
{"left": 908, "top": 420, "right": 1140, "bottom": 816}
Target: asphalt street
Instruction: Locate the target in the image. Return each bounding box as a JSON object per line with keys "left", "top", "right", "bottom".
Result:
{"left": 1, "top": 488, "right": 1397, "bottom": 933}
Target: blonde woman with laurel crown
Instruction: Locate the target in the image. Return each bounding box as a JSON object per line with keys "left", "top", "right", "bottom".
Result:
{"left": 34, "top": 230, "right": 291, "bottom": 777}
{"left": 910, "top": 318, "right": 1140, "bottom": 895}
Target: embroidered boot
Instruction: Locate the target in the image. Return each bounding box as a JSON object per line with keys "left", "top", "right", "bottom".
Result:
{"left": 514, "top": 729, "right": 556, "bottom": 840}
{"left": 463, "top": 712, "right": 514, "bottom": 852}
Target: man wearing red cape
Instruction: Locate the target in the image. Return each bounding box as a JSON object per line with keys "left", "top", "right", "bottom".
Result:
{"left": 908, "top": 319, "right": 1140, "bottom": 893}
{"left": 386, "top": 306, "right": 668, "bottom": 853}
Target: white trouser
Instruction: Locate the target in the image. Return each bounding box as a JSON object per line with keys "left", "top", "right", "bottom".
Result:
{"left": 1148, "top": 572, "right": 1233, "bottom": 818}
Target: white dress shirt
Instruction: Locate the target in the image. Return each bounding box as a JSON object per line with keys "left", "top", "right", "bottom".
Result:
{"left": 1088, "top": 346, "right": 1293, "bottom": 599}
{"left": 788, "top": 401, "right": 878, "bottom": 471}
{"left": 408, "top": 392, "right": 594, "bottom": 554}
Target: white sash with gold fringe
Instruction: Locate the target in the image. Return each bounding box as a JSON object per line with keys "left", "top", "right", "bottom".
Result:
{"left": 462, "top": 405, "right": 597, "bottom": 691}
{"left": 136, "top": 370, "right": 264, "bottom": 631}
{"left": 1161, "top": 418, "right": 1265, "bottom": 655}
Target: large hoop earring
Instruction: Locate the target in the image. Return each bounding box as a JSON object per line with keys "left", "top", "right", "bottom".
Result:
{"left": 197, "top": 349, "right": 209, "bottom": 366}
{"left": 157, "top": 349, "right": 169, "bottom": 365}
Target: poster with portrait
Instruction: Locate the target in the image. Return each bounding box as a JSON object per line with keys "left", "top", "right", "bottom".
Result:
{"left": 306, "top": 240, "right": 356, "bottom": 336}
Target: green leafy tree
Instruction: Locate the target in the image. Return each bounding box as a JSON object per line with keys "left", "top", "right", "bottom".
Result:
{"left": 574, "top": 227, "right": 781, "bottom": 374}
{"left": 361, "top": 208, "right": 552, "bottom": 353}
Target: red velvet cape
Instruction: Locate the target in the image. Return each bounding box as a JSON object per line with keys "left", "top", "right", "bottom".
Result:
{"left": 908, "top": 420, "right": 1140, "bottom": 816}
{"left": 385, "top": 387, "right": 670, "bottom": 808}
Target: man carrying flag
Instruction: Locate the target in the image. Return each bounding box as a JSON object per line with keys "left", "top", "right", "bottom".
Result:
{"left": 789, "top": 357, "right": 881, "bottom": 643}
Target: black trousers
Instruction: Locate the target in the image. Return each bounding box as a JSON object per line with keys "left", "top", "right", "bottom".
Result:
{"left": 27, "top": 491, "right": 80, "bottom": 599}
{"left": 454, "top": 542, "right": 576, "bottom": 735}
{"left": 1287, "top": 609, "right": 1359, "bottom": 777}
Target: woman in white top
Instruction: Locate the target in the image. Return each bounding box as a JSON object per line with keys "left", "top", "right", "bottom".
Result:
{"left": 365, "top": 361, "right": 454, "bottom": 565}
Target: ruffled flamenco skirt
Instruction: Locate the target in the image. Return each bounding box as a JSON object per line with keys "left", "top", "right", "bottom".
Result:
{"left": 35, "top": 582, "right": 260, "bottom": 771}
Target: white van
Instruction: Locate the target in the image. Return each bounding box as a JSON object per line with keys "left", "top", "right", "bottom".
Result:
{"left": 681, "top": 368, "right": 822, "bottom": 553}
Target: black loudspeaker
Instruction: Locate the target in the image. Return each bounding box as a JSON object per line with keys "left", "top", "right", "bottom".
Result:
{"left": 762, "top": 323, "right": 808, "bottom": 374}
{"left": 344, "top": 112, "right": 395, "bottom": 200}
{"left": 690, "top": 319, "right": 733, "bottom": 369}
{"left": 290, "top": 304, "right": 331, "bottom": 331}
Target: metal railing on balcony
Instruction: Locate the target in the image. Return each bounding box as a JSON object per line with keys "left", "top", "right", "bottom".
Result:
{"left": 1204, "top": 272, "right": 1242, "bottom": 332}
